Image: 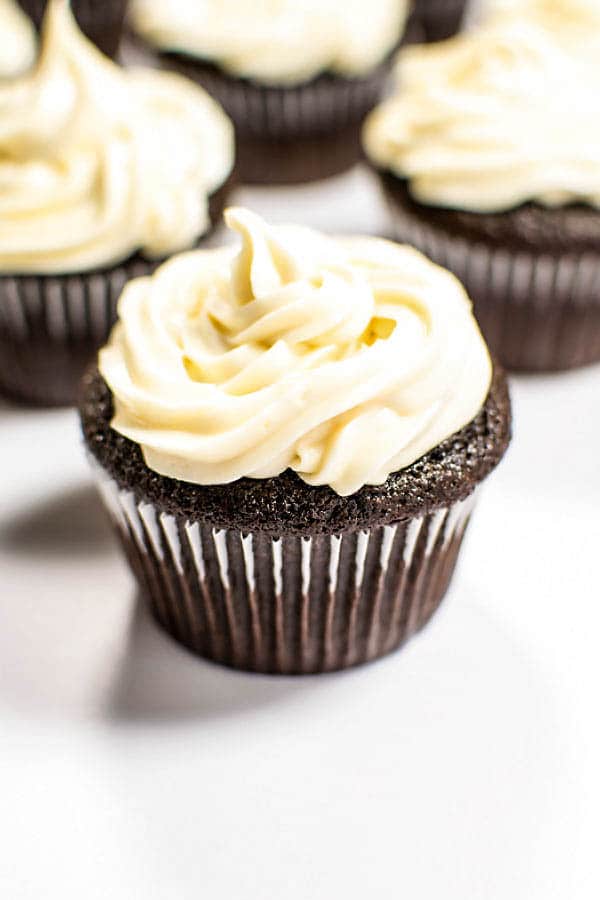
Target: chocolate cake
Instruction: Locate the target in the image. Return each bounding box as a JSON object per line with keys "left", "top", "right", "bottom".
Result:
{"left": 380, "top": 173, "right": 600, "bottom": 371}
{"left": 81, "top": 364, "right": 511, "bottom": 537}
{"left": 160, "top": 50, "right": 399, "bottom": 185}
{"left": 0, "top": 182, "right": 232, "bottom": 408}
{"left": 79, "top": 366, "right": 510, "bottom": 675}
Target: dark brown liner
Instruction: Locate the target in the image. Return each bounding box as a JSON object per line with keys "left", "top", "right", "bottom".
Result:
{"left": 0, "top": 258, "right": 150, "bottom": 408}
{"left": 0, "top": 185, "right": 231, "bottom": 408}
{"left": 161, "top": 53, "right": 397, "bottom": 184}
{"left": 19, "top": 0, "right": 128, "bottom": 58}
{"left": 380, "top": 176, "right": 600, "bottom": 372}
{"left": 92, "top": 462, "right": 477, "bottom": 675}
{"left": 408, "top": 0, "right": 467, "bottom": 43}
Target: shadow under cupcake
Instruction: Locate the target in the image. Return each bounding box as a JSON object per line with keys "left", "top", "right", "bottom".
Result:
{"left": 363, "top": 6, "right": 600, "bottom": 372}
{"left": 0, "top": 0, "right": 234, "bottom": 407}
{"left": 80, "top": 207, "right": 511, "bottom": 675}
{"left": 128, "top": 0, "right": 411, "bottom": 185}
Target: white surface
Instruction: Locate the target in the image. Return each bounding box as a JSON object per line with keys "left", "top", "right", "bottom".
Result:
{"left": 1, "top": 167, "right": 599, "bottom": 900}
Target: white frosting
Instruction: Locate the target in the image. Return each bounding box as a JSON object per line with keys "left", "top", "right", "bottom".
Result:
{"left": 130, "top": 0, "right": 409, "bottom": 86}
{"left": 99, "top": 207, "right": 492, "bottom": 497}
{"left": 0, "top": 1, "right": 234, "bottom": 275}
{"left": 364, "top": 1, "right": 600, "bottom": 213}
{"left": 0, "top": 0, "right": 36, "bottom": 78}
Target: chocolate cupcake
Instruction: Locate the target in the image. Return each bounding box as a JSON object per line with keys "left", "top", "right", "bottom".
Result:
{"left": 409, "top": 0, "right": 467, "bottom": 42}
{"left": 81, "top": 207, "right": 511, "bottom": 675}
{"left": 129, "top": 0, "right": 410, "bottom": 184}
{"left": 0, "top": 0, "right": 36, "bottom": 77}
{"left": 0, "top": 1, "right": 234, "bottom": 407}
{"left": 364, "top": 4, "right": 600, "bottom": 372}
{"left": 19, "top": 0, "right": 127, "bottom": 58}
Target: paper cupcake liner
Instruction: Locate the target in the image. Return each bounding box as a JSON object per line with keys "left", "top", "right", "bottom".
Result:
{"left": 384, "top": 194, "right": 600, "bottom": 372}
{"left": 0, "top": 257, "right": 150, "bottom": 407}
{"left": 91, "top": 460, "right": 477, "bottom": 675}
{"left": 0, "top": 186, "right": 231, "bottom": 407}
{"left": 19, "top": 0, "right": 128, "bottom": 57}
{"left": 409, "top": 0, "right": 467, "bottom": 42}
{"left": 234, "top": 125, "right": 365, "bottom": 186}
{"left": 162, "top": 55, "right": 395, "bottom": 183}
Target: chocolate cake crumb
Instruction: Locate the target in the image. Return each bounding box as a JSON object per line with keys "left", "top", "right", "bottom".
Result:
{"left": 80, "top": 365, "right": 511, "bottom": 536}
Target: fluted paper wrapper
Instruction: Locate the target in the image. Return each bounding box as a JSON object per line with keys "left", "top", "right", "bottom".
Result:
{"left": 164, "top": 57, "right": 395, "bottom": 184}
{"left": 384, "top": 192, "right": 600, "bottom": 372}
{"left": 92, "top": 461, "right": 477, "bottom": 675}
{"left": 20, "top": 0, "right": 128, "bottom": 57}
{"left": 0, "top": 259, "right": 148, "bottom": 407}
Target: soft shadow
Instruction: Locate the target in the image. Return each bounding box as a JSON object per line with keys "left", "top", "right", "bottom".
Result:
{"left": 0, "top": 483, "right": 112, "bottom": 558}
{"left": 107, "top": 596, "right": 311, "bottom": 725}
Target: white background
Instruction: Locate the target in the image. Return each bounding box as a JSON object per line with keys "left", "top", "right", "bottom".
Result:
{"left": 1, "top": 165, "right": 599, "bottom": 899}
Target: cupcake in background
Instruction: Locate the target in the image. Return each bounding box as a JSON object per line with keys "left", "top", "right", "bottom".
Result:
{"left": 129, "top": 0, "right": 410, "bottom": 184}
{"left": 81, "top": 206, "right": 511, "bottom": 675}
{"left": 408, "top": 0, "right": 467, "bottom": 42}
{"left": 0, "top": 0, "right": 36, "bottom": 77}
{"left": 19, "top": 0, "right": 128, "bottom": 58}
{"left": 0, "top": 0, "right": 234, "bottom": 407}
{"left": 364, "top": 0, "right": 600, "bottom": 372}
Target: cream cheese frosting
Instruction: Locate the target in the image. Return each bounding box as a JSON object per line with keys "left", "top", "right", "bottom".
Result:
{"left": 0, "top": 0, "right": 36, "bottom": 78}
{"left": 0, "top": 0, "right": 234, "bottom": 275}
{"left": 130, "top": 0, "right": 409, "bottom": 86}
{"left": 99, "top": 207, "right": 492, "bottom": 497}
{"left": 364, "top": 1, "right": 600, "bottom": 213}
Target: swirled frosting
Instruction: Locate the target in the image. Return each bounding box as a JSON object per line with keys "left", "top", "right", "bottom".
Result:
{"left": 0, "top": 0, "right": 36, "bottom": 78}
{"left": 0, "top": 0, "right": 234, "bottom": 275}
{"left": 364, "top": 2, "right": 600, "bottom": 213}
{"left": 130, "top": 0, "right": 409, "bottom": 86}
{"left": 99, "top": 208, "right": 492, "bottom": 497}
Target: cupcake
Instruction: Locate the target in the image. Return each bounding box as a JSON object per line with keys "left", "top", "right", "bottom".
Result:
{"left": 364, "top": 2, "right": 600, "bottom": 372}
{"left": 0, "top": 0, "right": 234, "bottom": 407}
{"left": 0, "top": 0, "right": 36, "bottom": 77}
{"left": 409, "top": 0, "right": 467, "bottom": 42}
{"left": 129, "top": 0, "right": 410, "bottom": 184}
{"left": 19, "top": 0, "right": 127, "bottom": 58}
{"left": 80, "top": 207, "right": 511, "bottom": 675}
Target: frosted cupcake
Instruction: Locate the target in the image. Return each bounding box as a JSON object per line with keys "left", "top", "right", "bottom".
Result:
{"left": 81, "top": 207, "right": 511, "bottom": 675}
{"left": 0, "top": 0, "right": 36, "bottom": 78}
{"left": 364, "top": 0, "right": 600, "bottom": 371}
{"left": 0, "top": 0, "right": 234, "bottom": 406}
{"left": 129, "top": 0, "right": 409, "bottom": 184}
{"left": 19, "top": 0, "right": 128, "bottom": 58}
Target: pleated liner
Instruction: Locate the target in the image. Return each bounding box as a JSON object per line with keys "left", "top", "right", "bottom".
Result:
{"left": 384, "top": 191, "right": 600, "bottom": 373}
{"left": 93, "top": 461, "right": 477, "bottom": 675}
{"left": 409, "top": 0, "right": 467, "bottom": 43}
{"left": 164, "top": 56, "right": 395, "bottom": 184}
{"left": 0, "top": 257, "right": 149, "bottom": 407}
{"left": 19, "top": 0, "right": 128, "bottom": 58}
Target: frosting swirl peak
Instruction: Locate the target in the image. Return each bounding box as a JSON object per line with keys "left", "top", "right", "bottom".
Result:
{"left": 99, "top": 208, "right": 492, "bottom": 497}
{"left": 0, "top": 0, "right": 234, "bottom": 275}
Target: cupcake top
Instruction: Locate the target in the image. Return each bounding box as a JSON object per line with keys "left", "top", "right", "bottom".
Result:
{"left": 99, "top": 207, "right": 492, "bottom": 497}
{"left": 0, "top": 0, "right": 36, "bottom": 78}
{"left": 364, "top": 0, "right": 600, "bottom": 213}
{"left": 130, "top": 0, "right": 409, "bottom": 86}
{"left": 0, "top": 0, "right": 234, "bottom": 275}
